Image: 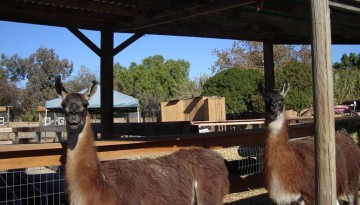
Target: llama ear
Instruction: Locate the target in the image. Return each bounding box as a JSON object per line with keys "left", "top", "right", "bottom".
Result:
{"left": 258, "top": 81, "right": 266, "bottom": 98}
{"left": 84, "top": 80, "right": 98, "bottom": 101}
{"left": 55, "top": 76, "right": 68, "bottom": 100}
{"left": 280, "top": 81, "right": 290, "bottom": 97}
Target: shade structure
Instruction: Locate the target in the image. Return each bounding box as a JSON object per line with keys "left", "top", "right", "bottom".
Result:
{"left": 45, "top": 85, "right": 139, "bottom": 114}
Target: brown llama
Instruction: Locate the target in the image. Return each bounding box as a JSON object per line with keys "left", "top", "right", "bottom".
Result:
{"left": 55, "top": 77, "right": 229, "bottom": 205}
{"left": 259, "top": 82, "right": 360, "bottom": 205}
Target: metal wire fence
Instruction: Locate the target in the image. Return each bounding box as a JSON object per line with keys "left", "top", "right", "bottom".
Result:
{"left": 219, "top": 146, "right": 264, "bottom": 177}
{"left": 0, "top": 166, "right": 67, "bottom": 205}
{"left": 237, "top": 146, "right": 264, "bottom": 176}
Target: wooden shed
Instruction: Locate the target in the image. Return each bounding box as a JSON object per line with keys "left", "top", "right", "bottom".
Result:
{"left": 161, "top": 96, "right": 226, "bottom": 122}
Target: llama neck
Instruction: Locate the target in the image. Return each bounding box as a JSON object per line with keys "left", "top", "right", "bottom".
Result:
{"left": 65, "top": 114, "right": 103, "bottom": 202}
{"left": 264, "top": 111, "right": 303, "bottom": 203}
{"left": 266, "top": 111, "right": 289, "bottom": 142}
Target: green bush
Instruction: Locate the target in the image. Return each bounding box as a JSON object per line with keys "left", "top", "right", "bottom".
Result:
{"left": 22, "top": 111, "right": 39, "bottom": 122}
{"left": 202, "top": 68, "right": 263, "bottom": 117}
{"left": 276, "top": 61, "right": 313, "bottom": 112}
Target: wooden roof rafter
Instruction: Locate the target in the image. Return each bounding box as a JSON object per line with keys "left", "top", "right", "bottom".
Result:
{"left": 21, "top": 0, "right": 151, "bottom": 18}
{"left": 0, "top": 0, "right": 359, "bottom": 45}
{"left": 122, "top": 0, "right": 259, "bottom": 32}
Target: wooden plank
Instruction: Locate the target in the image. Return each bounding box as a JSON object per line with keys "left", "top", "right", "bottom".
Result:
{"left": 161, "top": 100, "right": 184, "bottom": 121}
{"left": 113, "top": 33, "right": 144, "bottom": 56}
{"left": 330, "top": 1, "right": 360, "bottom": 14}
{"left": 107, "top": 121, "right": 199, "bottom": 136}
{"left": 2, "top": 116, "right": 357, "bottom": 135}
{"left": 310, "top": 0, "right": 337, "bottom": 204}
{"left": 0, "top": 128, "right": 12, "bottom": 132}
{"left": 123, "top": 0, "right": 256, "bottom": 32}
{"left": 0, "top": 117, "right": 358, "bottom": 170}
{"left": 0, "top": 124, "right": 314, "bottom": 170}
{"left": 68, "top": 28, "right": 100, "bottom": 56}
{"left": 0, "top": 141, "right": 12, "bottom": 145}
{"left": 0, "top": 155, "right": 62, "bottom": 170}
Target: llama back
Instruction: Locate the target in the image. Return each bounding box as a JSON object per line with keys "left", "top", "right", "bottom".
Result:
{"left": 336, "top": 131, "right": 360, "bottom": 175}
{"left": 292, "top": 136, "right": 350, "bottom": 198}
{"left": 179, "top": 148, "right": 230, "bottom": 205}
{"left": 335, "top": 131, "right": 360, "bottom": 193}
{"left": 100, "top": 147, "right": 229, "bottom": 205}
{"left": 265, "top": 136, "right": 349, "bottom": 204}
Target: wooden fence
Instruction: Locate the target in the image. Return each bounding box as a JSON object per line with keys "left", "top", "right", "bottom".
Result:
{"left": 1, "top": 116, "right": 359, "bottom": 193}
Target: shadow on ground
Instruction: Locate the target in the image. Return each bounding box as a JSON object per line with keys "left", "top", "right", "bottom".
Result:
{"left": 224, "top": 193, "right": 276, "bottom": 205}
{"left": 225, "top": 194, "right": 355, "bottom": 205}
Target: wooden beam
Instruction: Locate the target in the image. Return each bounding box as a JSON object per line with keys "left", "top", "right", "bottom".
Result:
{"left": 0, "top": 123, "right": 315, "bottom": 170}
{"left": 310, "top": 0, "right": 336, "bottom": 204}
{"left": 100, "top": 30, "right": 114, "bottom": 139}
{"left": 263, "top": 42, "right": 275, "bottom": 91}
{"left": 329, "top": 1, "right": 360, "bottom": 14}
{"left": 113, "top": 33, "right": 144, "bottom": 56}
{"left": 32, "top": 0, "right": 150, "bottom": 18}
{"left": 1, "top": 115, "right": 359, "bottom": 171}
{"left": 68, "top": 28, "right": 101, "bottom": 56}
{"left": 123, "top": 0, "right": 256, "bottom": 31}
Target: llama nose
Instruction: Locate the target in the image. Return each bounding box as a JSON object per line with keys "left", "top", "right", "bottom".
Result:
{"left": 71, "top": 115, "right": 79, "bottom": 123}
{"left": 271, "top": 104, "right": 280, "bottom": 112}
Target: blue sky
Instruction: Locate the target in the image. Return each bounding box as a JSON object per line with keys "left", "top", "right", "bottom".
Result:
{"left": 1, "top": 20, "right": 359, "bottom": 81}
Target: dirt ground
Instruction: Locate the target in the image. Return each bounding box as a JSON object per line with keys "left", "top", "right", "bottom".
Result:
{"left": 224, "top": 188, "right": 275, "bottom": 205}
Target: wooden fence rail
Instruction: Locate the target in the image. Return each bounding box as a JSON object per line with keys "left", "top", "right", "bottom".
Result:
{"left": 0, "top": 123, "right": 315, "bottom": 170}
{"left": 1, "top": 116, "right": 359, "bottom": 194}
{"left": 1, "top": 116, "right": 359, "bottom": 171}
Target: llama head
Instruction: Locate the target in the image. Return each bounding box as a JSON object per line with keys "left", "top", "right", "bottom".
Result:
{"left": 259, "top": 81, "right": 290, "bottom": 123}
{"left": 55, "top": 77, "right": 97, "bottom": 132}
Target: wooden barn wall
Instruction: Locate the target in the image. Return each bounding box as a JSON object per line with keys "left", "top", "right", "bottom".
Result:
{"left": 161, "top": 96, "right": 226, "bottom": 122}
{"left": 205, "top": 97, "right": 226, "bottom": 121}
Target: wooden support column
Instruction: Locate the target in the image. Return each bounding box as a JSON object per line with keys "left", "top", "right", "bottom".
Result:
{"left": 310, "top": 0, "right": 336, "bottom": 204}
{"left": 100, "top": 30, "right": 114, "bottom": 139}
{"left": 263, "top": 42, "right": 275, "bottom": 91}
{"left": 68, "top": 29, "right": 143, "bottom": 139}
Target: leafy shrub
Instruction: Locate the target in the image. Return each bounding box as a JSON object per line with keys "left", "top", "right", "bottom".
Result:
{"left": 202, "top": 68, "right": 263, "bottom": 117}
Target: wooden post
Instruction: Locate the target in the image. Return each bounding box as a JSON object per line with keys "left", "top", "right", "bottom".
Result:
{"left": 100, "top": 30, "right": 114, "bottom": 139}
{"left": 68, "top": 30, "right": 143, "bottom": 139}
{"left": 310, "top": 0, "right": 336, "bottom": 204}
{"left": 14, "top": 132, "right": 18, "bottom": 143}
{"left": 263, "top": 42, "right": 275, "bottom": 92}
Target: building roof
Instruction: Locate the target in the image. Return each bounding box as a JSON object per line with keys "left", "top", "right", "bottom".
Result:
{"left": 0, "top": 0, "right": 360, "bottom": 44}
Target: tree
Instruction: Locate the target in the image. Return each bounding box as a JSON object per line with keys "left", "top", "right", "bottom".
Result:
{"left": 211, "top": 41, "right": 311, "bottom": 73}
{"left": 114, "top": 55, "right": 200, "bottom": 110}
{"left": 332, "top": 52, "right": 360, "bottom": 104}
{"left": 0, "top": 69, "right": 21, "bottom": 118}
{"left": 333, "top": 68, "right": 360, "bottom": 104}
{"left": 64, "top": 66, "right": 98, "bottom": 92}
{"left": 333, "top": 52, "right": 360, "bottom": 69}
{"left": 201, "top": 68, "right": 263, "bottom": 118}
{"left": 275, "top": 61, "right": 313, "bottom": 112}
{"left": 1, "top": 47, "right": 73, "bottom": 119}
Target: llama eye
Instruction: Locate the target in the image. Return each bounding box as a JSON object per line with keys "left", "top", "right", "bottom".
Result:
{"left": 61, "top": 102, "right": 66, "bottom": 108}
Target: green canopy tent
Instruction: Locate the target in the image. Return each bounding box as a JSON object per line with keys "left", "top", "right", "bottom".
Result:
{"left": 45, "top": 84, "right": 140, "bottom": 123}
